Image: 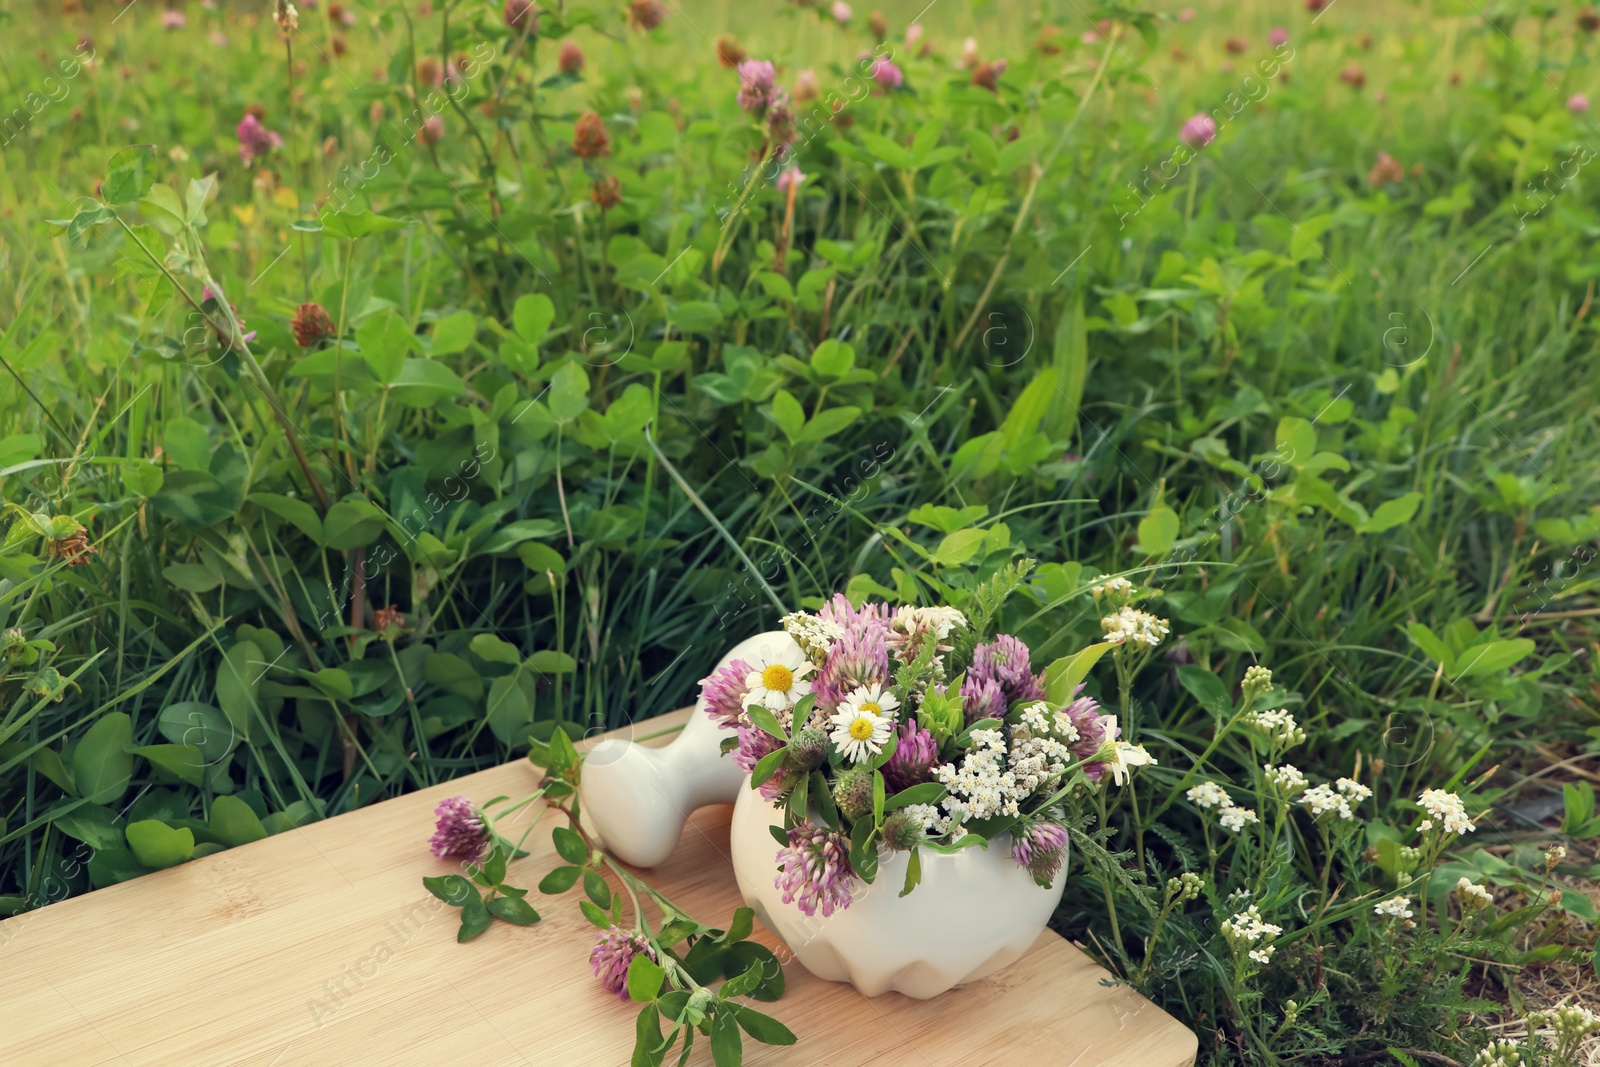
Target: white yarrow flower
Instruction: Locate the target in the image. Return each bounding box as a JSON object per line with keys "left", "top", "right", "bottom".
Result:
{"left": 1100, "top": 606, "right": 1170, "bottom": 648}
{"left": 1187, "top": 781, "right": 1230, "bottom": 809}
{"left": 1218, "top": 804, "right": 1260, "bottom": 833}
{"left": 1266, "top": 764, "right": 1308, "bottom": 793}
{"left": 1455, "top": 877, "right": 1493, "bottom": 910}
{"left": 1374, "top": 895, "right": 1414, "bottom": 919}
{"left": 1417, "top": 788, "right": 1476, "bottom": 835}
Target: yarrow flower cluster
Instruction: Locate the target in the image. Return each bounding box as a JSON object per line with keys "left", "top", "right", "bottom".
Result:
{"left": 1374, "top": 895, "right": 1414, "bottom": 920}
{"left": 1455, "top": 877, "right": 1494, "bottom": 913}
{"left": 1187, "top": 781, "right": 1230, "bottom": 809}
{"left": 1242, "top": 708, "right": 1306, "bottom": 748}
{"left": 1217, "top": 803, "right": 1260, "bottom": 834}
{"left": 1221, "top": 905, "right": 1282, "bottom": 965}
{"left": 1417, "top": 788, "right": 1476, "bottom": 835}
{"left": 701, "top": 589, "right": 1138, "bottom": 913}
{"left": 1100, "top": 606, "right": 1171, "bottom": 647}
{"left": 1299, "top": 777, "right": 1371, "bottom": 821}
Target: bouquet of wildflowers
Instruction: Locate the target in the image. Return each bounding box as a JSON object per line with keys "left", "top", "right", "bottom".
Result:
{"left": 697, "top": 574, "right": 1162, "bottom": 910}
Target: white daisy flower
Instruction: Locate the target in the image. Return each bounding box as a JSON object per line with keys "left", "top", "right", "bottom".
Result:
{"left": 743, "top": 645, "right": 816, "bottom": 715}
{"left": 839, "top": 683, "right": 900, "bottom": 722}
{"left": 829, "top": 690, "right": 895, "bottom": 763}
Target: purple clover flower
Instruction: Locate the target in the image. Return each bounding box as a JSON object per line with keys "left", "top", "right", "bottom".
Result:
{"left": 960, "top": 673, "right": 1006, "bottom": 724}
{"left": 969, "top": 634, "right": 1045, "bottom": 707}
{"left": 883, "top": 718, "right": 938, "bottom": 792}
{"left": 737, "top": 59, "right": 777, "bottom": 115}
{"left": 814, "top": 628, "right": 890, "bottom": 713}
{"left": 699, "top": 657, "right": 752, "bottom": 728}
{"left": 817, "top": 593, "right": 891, "bottom": 640}
{"left": 1062, "top": 687, "right": 1118, "bottom": 781}
{"left": 237, "top": 114, "right": 283, "bottom": 166}
{"left": 590, "top": 925, "right": 656, "bottom": 998}
{"left": 775, "top": 822, "right": 855, "bottom": 917}
{"left": 1012, "top": 821, "right": 1069, "bottom": 883}
{"left": 428, "top": 795, "right": 489, "bottom": 860}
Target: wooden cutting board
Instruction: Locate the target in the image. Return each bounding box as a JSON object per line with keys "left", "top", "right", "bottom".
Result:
{"left": 0, "top": 708, "right": 1197, "bottom": 1066}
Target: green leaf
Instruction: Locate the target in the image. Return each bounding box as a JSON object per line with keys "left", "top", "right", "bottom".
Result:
{"left": 470, "top": 633, "right": 523, "bottom": 666}
{"left": 771, "top": 390, "right": 805, "bottom": 444}
{"left": 72, "top": 712, "right": 133, "bottom": 805}
{"left": 899, "top": 846, "right": 922, "bottom": 898}
{"left": 458, "top": 892, "right": 492, "bottom": 941}
{"left": 1454, "top": 638, "right": 1536, "bottom": 678}
{"left": 538, "top": 865, "right": 582, "bottom": 894}
{"left": 810, "top": 339, "right": 855, "bottom": 378}
{"left": 627, "top": 953, "right": 667, "bottom": 1002}
{"left": 726, "top": 1004, "right": 797, "bottom": 1046}
{"left": 633, "top": 1005, "right": 666, "bottom": 1067}
{"left": 1175, "top": 672, "right": 1232, "bottom": 720}
{"left": 321, "top": 209, "right": 409, "bottom": 240}
{"left": 872, "top": 770, "right": 886, "bottom": 825}
{"left": 552, "top": 825, "right": 588, "bottom": 864}
{"left": 1360, "top": 492, "right": 1423, "bottom": 534}
{"left": 357, "top": 309, "right": 414, "bottom": 385}
{"left": 884, "top": 782, "right": 946, "bottom": 812}
{"left": 710, "top": 1009, "right": 743, "bottom": 1067}
{"left": 157, "top": 701, "right": 236, "bottom": 763}
{"left": 302, "top": 667, "right": 353, "bottom": 701}
{"left": 132, "top": 744, "right": 205, "bottom": 787}
{"left": 163, "top": 416, "right": 211, "bottom": 471}
{"left": 104, "top": 148, "right": 154, "bottom": 206}
{"left": 1275, "top": 416, "right": 1317, "bottom": 469}
{"left": 1044, "top": 644, "right": 1113, "bottom": 705}
{"left": 549, "top": 361, "right": 591, "bottom": 422}
{"left": 513, "top": 293, "right": 556, "bottom": 345}
{"left": 1136, "top": 506, "right": 1179, "bottom": 556}
{"left": 423, "top": 874, "right": 476, "bottom": 905}
{"left": 247, "top": 492, "right": 323, "bottom": 541}
{"left": 848, "top": 817, "right": 878, "bottom": 884}
{"left": 583, "top": 869, "right": 613, "bottom": 909}
{"left": 125, "top": 820, "right": 195, "bottom": 869}
{"left": 998, "top": 369, "right": 1057, "bottom": 452}
{"left": 722, "top": 907, "right": 754, "bottom": 945}
{"left": 209, "top": 794, "right": 268, "bottom": 846}
{"left": 52, "top": 803, "right": 124, "bottom": 850}
{"left": 930, "top": 528, "right": 989, "bottom": 566}
{"left": 580, "top": 899, "right": 610, "bottom": 928}
{"left": 321, "top": 499, "right": 386, "bottom": 550}
{"left": 719, "top": 941, "right": 784, "bottom": 1001}
{"left": 526, "top": 650, "right": 578, "bottom": 674}
{"left": 486, "top": 895, "right": 541, "bottom": 925}
{"left": 749, "top": 747, "right": 787, "bottom": 789}
{"left": 429, "top": 310, "right": 477, "bottom": 355}
{"left": 1406, "top": 623, "right": 1454, "bottom": 671}
{"left": 746, "top": 704, "right": 787, "bottom": 741}
{"left": 388, "top": 358, "right": 467, "bottom": 407}
{"left": 796, "top": 406, "right": 860, "bottom": 446}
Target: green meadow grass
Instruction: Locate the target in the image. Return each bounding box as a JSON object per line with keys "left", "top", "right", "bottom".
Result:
{"left": 0, "top": 0, "right": 1597, "bottom": 1062}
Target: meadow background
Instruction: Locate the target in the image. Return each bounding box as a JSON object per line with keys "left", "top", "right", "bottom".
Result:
{"left": 1, "top": 0, "right": 1598, "bottom": 1063}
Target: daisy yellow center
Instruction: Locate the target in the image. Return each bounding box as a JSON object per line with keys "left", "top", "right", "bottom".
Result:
{"left": 761, "top": 664, "right": 794, "bottom": 692}
{"left": 860, "top": 701, "right": 881, "bottom": 714}
{"left": 849, "top": 717, "right": 876, "bottom": 741}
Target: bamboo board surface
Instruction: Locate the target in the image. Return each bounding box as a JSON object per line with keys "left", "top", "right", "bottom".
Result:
{"left": 0, "top": 708, "right": 1197, "bottom": 1067}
